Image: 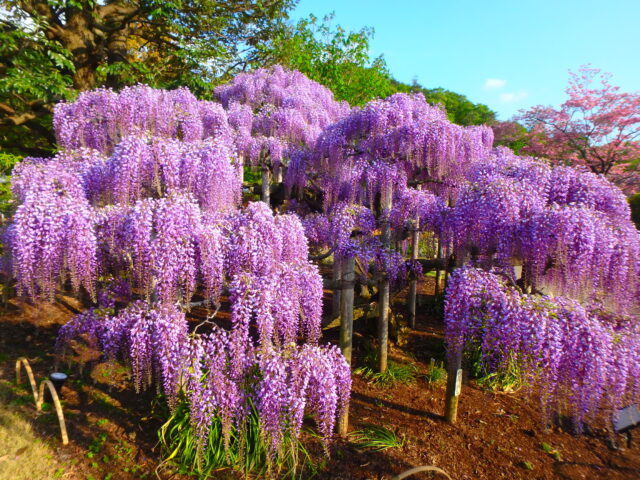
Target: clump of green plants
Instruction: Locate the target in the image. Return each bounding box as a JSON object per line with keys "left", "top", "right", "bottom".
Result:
{"left": 520, "top": 460, "right": 534, "bottom": 471}
{"left": 350, "top": 424, "right": 405, "bottom": 451}
{"left": 467, "top": 348, "right": 525, "bottom": 393}
{"left": 540, "top": 442, "right": 562, "bottom": 461}
{"left": 157, "top": 401, "right": 319, "bottom": 479}
{"left": 354, "top": 350, "right": 418, "bottom": 387}
{"left": 422, "top": 359, "right": 446, "bottom": 385}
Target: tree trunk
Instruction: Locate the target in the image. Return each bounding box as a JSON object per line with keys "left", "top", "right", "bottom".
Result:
{"left": 58, "top": 10, "right": 100, "bottom": 91}
{"left": 105, "top": 28, "right": 130, "bottom": 89}
{"left": 261, "top": 166, "right": 271, "bottom": 204}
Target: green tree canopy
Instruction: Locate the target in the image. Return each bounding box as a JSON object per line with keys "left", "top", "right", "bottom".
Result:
{"left": 259, "top": 13, "right": 397, "bottom": 106}
{"left": 262, "top": 14, "right": 496, "bottom": 125}
{"left": 0, "top": 0, "right": 295, "bottom": 153}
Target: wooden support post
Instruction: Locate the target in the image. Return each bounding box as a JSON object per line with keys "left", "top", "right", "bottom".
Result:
{"left": 444, "top": 352, "right": 463, "bottom": 423}
{"left": 332, "top": 256, "right": 343, "bottom": 319}
{"left": 273, "top": 164, "right": 283, "bottom": 184}
{"left": 338, "top": 256, "right": 355, "bottom": 435}
{"left": 261, "top": 166, "right": 271, "bottom": 205}
{"left": 408, "top": 224, "right": 420, "bottom": 328}
{"left": 238, "top": 155, "right": 244, "bottom": 184}
{"left": 434, "top": 239, "right": 442, "bottom": 297}
{"left": 377, "top": 187, "right": 392, "bottom": 374}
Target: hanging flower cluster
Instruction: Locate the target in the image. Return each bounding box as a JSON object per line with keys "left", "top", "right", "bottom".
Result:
{"left": 215, "top": 65, "right": 350, "bottom": 167}
{"left": 445, "top": 267, "right": 640, "bottom": 430}
{"left": 54, "top": 85, "right": 230, "bottom": 154}
{"left": 445, "top": 147, "right": 640, "bottom": 310}
{"left": 7, "top": 158, "right": 97, "bottom": 301}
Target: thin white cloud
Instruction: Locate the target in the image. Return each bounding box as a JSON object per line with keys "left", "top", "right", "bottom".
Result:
{"left": 499, "top": 91, "right": 528, "bottom": 103}
{"left": 484, "top": 78, "right": 507, "bottom": 89}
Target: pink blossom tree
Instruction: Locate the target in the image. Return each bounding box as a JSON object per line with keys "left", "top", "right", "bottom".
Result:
{"left": 518, "top": 66, "right": 640, "bottom": 194}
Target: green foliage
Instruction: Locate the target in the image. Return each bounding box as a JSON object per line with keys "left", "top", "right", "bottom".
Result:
{"left": 0, "top": 1, "right": 294, "bottom": 154}
{"left": 0, "top": 19, "right": 74, "bottom": 154}
{"left": 354, "top": 350, "right": 418, "bottom": 387}
{"left": 413, "top": 83, "right": 497, "bottom": 126}
{"left": 261, "top": 13, "right": 398, "bottom": 106}
{"left": 350, "top": 424, "right": 405, "bottom": 451}
{"left": 422, "top": 360, "right": 446, "bottom": 385}
{"left": 491, "top": 120, "right": 529, "bottom": 154}
{"left": 467, "top": 349, "right": 525, "bottom": 393}
{"left": 629, "top": 193, "right": 640, "bottom": 229}
{"left": 157, "top": 401, "right": 318, "bottom": 479}
{"left": 0, "top": 152, "right": 20, "bottom": 216}
{"left": 265, "top": 13, "right": 496, "bottom": 126}
{"left": 520, "top": 460, "right": 534, "bottom": 471}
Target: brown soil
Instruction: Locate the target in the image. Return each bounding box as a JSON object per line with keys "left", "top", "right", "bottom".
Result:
{"left": 1, "top": 278, "right": 640, "bottom": 480}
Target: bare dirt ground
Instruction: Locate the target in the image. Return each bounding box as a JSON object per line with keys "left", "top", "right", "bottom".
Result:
{"left": 1, "top": 279, "right": 640, "bottom": 480}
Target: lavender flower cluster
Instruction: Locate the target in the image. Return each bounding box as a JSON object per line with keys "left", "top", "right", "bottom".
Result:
{"left": 445, "top": 147, "right": 640, "bottom": 311}
{"left": 445, "top": 267, "right": 640, "bottom": 430}
{"left": 54, "top": 85, "right": 230, "bottom": 154}
{"left": 215, "top": 65, "right": 350, "bottom": 168}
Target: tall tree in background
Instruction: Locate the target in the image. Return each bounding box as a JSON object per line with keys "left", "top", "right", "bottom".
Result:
{"left": 263, "top": 14, "right": 496, "bottom": 126}
{"left": 411, "top": 84, "right": 496, "bottom": 126}
{"left": 260, "top": 14, "right": 398, "bottom": 106}
{"left": 0, "top": 0, "right": 294, "bottom": 153}
{"left": 519, "top": 66, "right": 640, "bottom": 193}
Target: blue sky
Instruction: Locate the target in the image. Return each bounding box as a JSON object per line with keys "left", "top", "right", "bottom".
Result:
{"left": 291, "top": 0, "right": 640, "bottom": 120}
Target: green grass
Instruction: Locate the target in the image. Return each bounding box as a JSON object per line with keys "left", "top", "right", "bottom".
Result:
{"left": 0, "top": 383, "right": 69, "bottom": 479}
{"left": 354, "top": 351, "right": 418, "bottom": 387}
{"left": 422, "top": 360, "right": 447, "bottom": 385}
{"left": 350, "top": 425, "right": 406, "bottom": 451}
{"left": 468, "top": 349, "right": 525, "bottom": 393}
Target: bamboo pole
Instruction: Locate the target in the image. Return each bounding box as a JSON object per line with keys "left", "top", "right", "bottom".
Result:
{"left": 434, "top": 239, "right": 442, "bottom": 297}
{"left": 37, "top": 380, "right": 69, "bottom": 445}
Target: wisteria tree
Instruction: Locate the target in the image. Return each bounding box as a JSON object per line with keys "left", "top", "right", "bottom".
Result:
{"left": 4, "top": 66, "right": 640, "bottom": 459}
{"left": 5, "top": 84, "right": 350, "bottom": 467}
{"left": 519, "top": 66, "right": 640, "bottom": 194}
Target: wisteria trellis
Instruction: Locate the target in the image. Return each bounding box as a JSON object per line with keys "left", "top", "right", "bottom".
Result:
{"left": 5, "top": 66, "right": 640, "bottom": 455}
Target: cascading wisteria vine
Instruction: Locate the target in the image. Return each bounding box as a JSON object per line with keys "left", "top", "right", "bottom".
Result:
{"left": 7, "top": 158, "right": 97, "bottom": 301}
{"left": 54, "top": 85, "right": 231, "bottom": 154}
{"left": 6, "top": 67, "right": 640, "bottom": 453}
{"left": 444, "top": 146, "right": 640, "bottom": 311}
{"left": 215, "top": 65, "right": 350, "bottom": 168}
{"left": 307, "top": 92, "right": 494, "bottom": 209}
{"left": 445, "top": 267, "right": 640, "bottom": 430}
{"left": 7, "top": 82, "right": 352, "bottom": 464}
